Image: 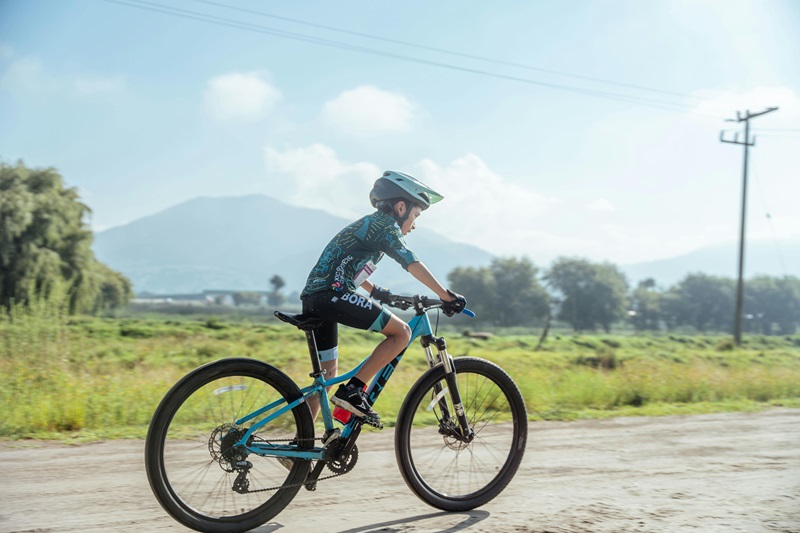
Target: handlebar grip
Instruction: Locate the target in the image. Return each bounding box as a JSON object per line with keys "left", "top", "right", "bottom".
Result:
{"left": 462, "top": 308, "right": 476, "bottom": 318}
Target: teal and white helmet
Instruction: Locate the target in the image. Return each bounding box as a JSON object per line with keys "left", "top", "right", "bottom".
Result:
{"left": 369, "top": 171, "right": 443, "bottom": 211}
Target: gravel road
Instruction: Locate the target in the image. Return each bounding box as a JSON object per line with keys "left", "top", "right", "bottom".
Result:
{"left": 1, "top": 409, "right": 798, "bottom": 532}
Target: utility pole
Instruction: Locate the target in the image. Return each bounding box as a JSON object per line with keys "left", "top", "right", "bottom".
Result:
{"left": 720, "top": 106, "right": 778, "bottom": 346}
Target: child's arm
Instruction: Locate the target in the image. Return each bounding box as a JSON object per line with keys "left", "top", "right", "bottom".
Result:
{"left": 360, "top": 280, "right": 375, "bottom": 294}
{"left": 407, "top": 262, "right": 456, "bottom": 301}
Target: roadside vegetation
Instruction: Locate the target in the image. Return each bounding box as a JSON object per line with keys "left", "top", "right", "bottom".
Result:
{"left": 2, "top": 293, "right": 798, "bottom": 441}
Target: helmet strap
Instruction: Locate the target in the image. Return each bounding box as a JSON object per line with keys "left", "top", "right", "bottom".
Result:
{"left": 392, "top": 200, "right": 411, "bottom": 226}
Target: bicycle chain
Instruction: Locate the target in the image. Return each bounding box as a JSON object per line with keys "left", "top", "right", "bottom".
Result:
{"left": 240, "top": 435, "right": 350, "bottom": 493}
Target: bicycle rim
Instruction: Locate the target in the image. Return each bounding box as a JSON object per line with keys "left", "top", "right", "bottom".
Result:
{"left": 146, "top": 359, "right": 313, "bottom": 532}
{"left": 396, "top": 357, "right": 527, "bottom": 510}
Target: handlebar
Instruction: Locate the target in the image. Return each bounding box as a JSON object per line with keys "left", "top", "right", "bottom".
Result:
{"left": 385, "top": 294, "right": 475, "bottom": 318}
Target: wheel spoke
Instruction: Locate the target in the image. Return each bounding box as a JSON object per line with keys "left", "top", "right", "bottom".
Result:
{"left": 397, "top": 358, "right": 527, "bottom": 509}
{"left": 146, "top": 359, "right": 314, "bottom": 531}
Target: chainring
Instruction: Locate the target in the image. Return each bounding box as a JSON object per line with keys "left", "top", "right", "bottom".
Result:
{"left": 327, "top": 442, "right": 359, "bottom": 474}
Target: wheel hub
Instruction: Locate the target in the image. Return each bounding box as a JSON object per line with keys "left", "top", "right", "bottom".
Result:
{"left": 209, "top": 424, "right": 251, "bottom": 472}
{"left": 438, "top": 420, "right": 474, "bottom": 450}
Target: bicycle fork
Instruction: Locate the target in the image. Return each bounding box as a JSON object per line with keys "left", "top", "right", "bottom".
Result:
{"left": 421, "top": 335, "right": 474, "bottom": 443}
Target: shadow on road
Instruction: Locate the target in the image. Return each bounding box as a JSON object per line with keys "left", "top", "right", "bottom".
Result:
{"left": 254, "top": 510, "right": 491, "bottom": 533}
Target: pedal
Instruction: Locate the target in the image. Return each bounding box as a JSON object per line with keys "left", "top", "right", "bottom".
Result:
{"left": 322, "top": 428, "right": 340, "bottom": 447}
{"left": 363, "top": 417, "right": 384, "bottom": 430}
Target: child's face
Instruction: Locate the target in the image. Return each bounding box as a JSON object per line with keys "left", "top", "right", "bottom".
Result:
{"left": 400, "top": 204, "right": 423, "bottom": 235}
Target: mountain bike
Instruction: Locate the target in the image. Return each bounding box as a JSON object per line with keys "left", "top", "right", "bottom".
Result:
{"left": 145, "top": 295, "right": 528, "bottom": 533}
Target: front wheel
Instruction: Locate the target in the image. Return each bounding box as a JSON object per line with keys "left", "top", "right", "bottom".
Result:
{"left": 145, "top": 358, "right": 314, "bottom": 533}
{"left": 395, "top": 357, "right": 527, "bottom": 511}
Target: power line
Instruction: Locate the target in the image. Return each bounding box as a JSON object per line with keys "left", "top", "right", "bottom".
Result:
{"left": 187, "top": 0, "right": 713, "bottom": 104}
{"left": 99, "top": 0, "right": 724, "bottom": 118}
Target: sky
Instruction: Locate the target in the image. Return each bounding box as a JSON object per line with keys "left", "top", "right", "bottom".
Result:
{"left": 1, "top": 0, "right": 799, "bottom": 269}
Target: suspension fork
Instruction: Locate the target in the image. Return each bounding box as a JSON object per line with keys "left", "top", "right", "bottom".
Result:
{"left": 420, "top": 335, "right": 474, "bottom": 442}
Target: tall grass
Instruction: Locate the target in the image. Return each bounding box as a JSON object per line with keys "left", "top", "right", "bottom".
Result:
{"left": 0, "top": 290, "right": 179, "bottom": 436}
{"left": 1, "top": 305, "right": 799, "bottom": 440}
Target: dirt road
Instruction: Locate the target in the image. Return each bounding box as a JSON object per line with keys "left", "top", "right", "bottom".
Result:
{"left": 1, "top": 409, "right": 798, "bottom": 533}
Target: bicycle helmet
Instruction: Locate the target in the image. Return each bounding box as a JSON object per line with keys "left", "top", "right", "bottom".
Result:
{"left": 369, "top": 171, "right": 443, "bottom": 211}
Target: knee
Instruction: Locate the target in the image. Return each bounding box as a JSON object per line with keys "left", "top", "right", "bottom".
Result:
{"left": 383, "top": 318, "right": 411, "bottom": 346}
{"left": 395, "top": 323, "right": 412, "bottom": 345}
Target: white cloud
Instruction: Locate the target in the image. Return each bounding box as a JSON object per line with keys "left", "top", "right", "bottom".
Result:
{"left": 263, "top": 148, "right": 574, "bottom": 261}
{"left": 321, "top": 85, "right": 418, "bottom": 134}
{"left": 264, "top": 143, "right": 380, "bottom": 218}
{"left": 587, "top": 198, "right": 616, "bottom": 212}
{"left": 416, "top": 154, "right": 560, "bottom": 257}
{"left": 204, "top": 71, "right": 282, "bottom": 122}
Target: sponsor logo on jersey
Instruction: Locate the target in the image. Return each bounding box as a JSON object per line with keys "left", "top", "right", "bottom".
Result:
{"left": 333, "top": 255, "right": 354, "bottom": 289}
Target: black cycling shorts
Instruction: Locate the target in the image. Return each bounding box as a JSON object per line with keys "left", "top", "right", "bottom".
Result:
{"left": 301, "top": 291, "right": 394, "bottom": 362}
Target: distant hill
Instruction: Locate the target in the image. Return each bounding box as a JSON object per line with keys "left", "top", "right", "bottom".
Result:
{"left": 621, "top": 238, "right": 800, "bottom": 287}
{"left": 93, "top": 195, "right": 494, "bottom": 296}
{"left": 93, "top": 195, "right": 797, "bottom": 296}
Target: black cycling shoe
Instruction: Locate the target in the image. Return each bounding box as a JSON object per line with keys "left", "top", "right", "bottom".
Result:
{"left": 331, "top": 383, "right": 380, "bottom": 420}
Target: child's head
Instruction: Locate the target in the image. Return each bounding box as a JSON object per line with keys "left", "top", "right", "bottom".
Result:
{"left": 369, "top": 171, "right": 442, "bottom": 233}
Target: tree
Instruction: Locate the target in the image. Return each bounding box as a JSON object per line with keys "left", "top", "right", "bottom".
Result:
{"left": 448, "top": 257, "right": 549, "bottom": 327}
{"left": 270, "top": 275, "right": 285, "bottom": 293}
{"left": 629, "top": 278, "right": 662, "bottom": 331}
{"left": 488, "top": 257, "right": 550, "bottom": 327}
{"left": 744, "top": 275, "right": 800, "bottom": 335}
{"left": 268, "top": 274, "right": 286, "bottom": 306}
{"left": 545, "top": 257, "right": 629, "bottom": 332}
{"left": 448, "top": 265, "right": 497, "bottom": 320}
{"left": 663, "top": 273, "right": 735, "bottom": 333}
{"left": 0, "top": 161, "right": 132, "bottom": 313}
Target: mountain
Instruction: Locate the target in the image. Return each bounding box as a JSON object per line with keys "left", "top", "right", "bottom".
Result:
{"left": 621, "top": 238, "right": 800, "bottom": 287}
{"left": 92, "top": 195, "right": 494, "bottom": 295}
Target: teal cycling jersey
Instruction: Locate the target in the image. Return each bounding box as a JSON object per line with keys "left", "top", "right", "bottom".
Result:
{"left": 301, "top": 211, "right": 420, "bottom": 297}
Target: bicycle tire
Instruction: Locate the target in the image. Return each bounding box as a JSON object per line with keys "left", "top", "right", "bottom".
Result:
{"left": 145, "top": 358, "right": 314, "bottom": 533}
{"left": 395, "top": 357, "right": 527, "bottom": 511}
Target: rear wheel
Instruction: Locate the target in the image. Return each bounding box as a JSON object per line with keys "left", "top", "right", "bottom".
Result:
{"left": 145, "top": 358, "right": 314, "bottom": 533}
{"left": 395, "top": 357, "right": 527, "bottom": 511}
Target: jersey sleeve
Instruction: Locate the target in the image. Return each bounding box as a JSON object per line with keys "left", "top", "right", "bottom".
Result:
{"left": 380, "top": 226, "right": 420, "bottom": 270}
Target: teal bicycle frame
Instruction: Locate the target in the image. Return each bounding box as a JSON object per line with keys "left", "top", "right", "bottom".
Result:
{"left": 233, "top": 309, "right": 440, "bottom": 462}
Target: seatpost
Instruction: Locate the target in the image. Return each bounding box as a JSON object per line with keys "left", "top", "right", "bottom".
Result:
{"left": 305, "top": 330, "right": 323, "bottom": 377}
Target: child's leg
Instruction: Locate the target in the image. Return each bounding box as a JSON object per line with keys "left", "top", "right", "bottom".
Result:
{"left": 353, "top": 315, "right": 411, "bottom": 383}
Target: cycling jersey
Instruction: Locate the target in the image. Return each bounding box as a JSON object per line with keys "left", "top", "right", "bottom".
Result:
{"left": 300, "top": 210, "right": 420, "bottom": 297}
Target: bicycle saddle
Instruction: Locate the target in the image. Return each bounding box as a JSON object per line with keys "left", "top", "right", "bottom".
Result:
{"left": 274, "top": 311, "right": 326, "bottom": 331}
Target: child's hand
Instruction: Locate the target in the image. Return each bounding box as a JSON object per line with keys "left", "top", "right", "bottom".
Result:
{"left": 442, "top": 290, "right": 467, "bottom": 316}
{"left": 370, "top": 285, "right": 396, "bottom": 304}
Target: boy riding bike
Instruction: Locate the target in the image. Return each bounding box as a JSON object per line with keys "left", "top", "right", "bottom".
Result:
{"left": 300, "top": 170, "right": 467, "bottom": 423}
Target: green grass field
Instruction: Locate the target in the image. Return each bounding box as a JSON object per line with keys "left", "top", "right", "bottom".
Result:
{"left": 2, "top": 302, "right": 799, "bottom": 441}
